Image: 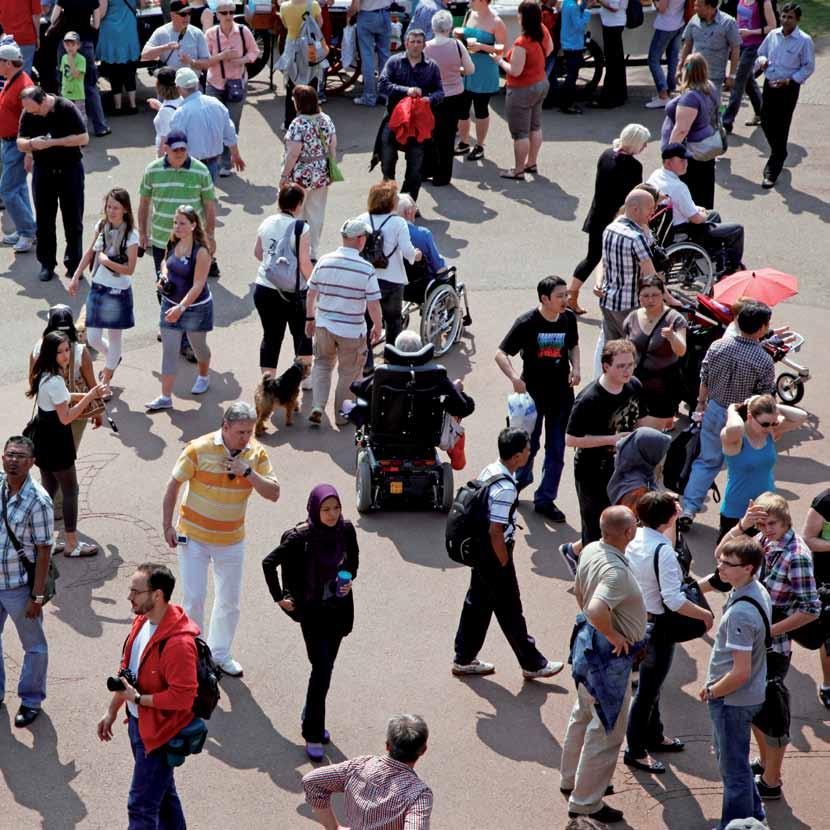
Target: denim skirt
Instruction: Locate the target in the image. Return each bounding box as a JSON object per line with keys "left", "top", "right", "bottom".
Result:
{"left": 85, "top": 281, "right": 135, "bottom": 329}
{"left": 159, "top": 296, "right": 214, "bottom": 332}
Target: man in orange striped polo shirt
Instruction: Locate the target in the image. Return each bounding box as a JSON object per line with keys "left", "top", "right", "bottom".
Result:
{"left": 162, "top": 402, "right": 280, "bottom": 677}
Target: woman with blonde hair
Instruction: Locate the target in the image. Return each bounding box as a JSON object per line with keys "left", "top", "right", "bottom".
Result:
{"left": 568, "top": 123, "right": 651, "bottom": 315}
{"left": 662, "top": 52, "right": 719, "bottom": 209}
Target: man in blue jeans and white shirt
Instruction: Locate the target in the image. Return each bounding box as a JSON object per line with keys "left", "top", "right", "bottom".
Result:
{"left": 349, "top": 0, "right": 392, "bottom": 107}
{"left": 679, "top": 300, "right": 774, "bottom": 531}
{"left": 699, "top": 536, "right": 771, "bottom": 830}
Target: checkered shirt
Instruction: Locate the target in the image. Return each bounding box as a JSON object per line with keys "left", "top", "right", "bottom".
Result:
{"left": 303, "top": 755, "right": 433, "bottom": 830}
{"left": 0, "top": 473, "right": 54, "bottom": 591}
{"left": 760, "top": 529, "right": 821, "bottom": 656}
{"left": 600, "top": 217, "right": 653, "bottom": 312}
{"left": 700, "top": 334, "right": 775, "bottom": 407}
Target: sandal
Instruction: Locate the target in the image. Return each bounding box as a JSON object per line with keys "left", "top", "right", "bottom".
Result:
{"left": 623, "top": 752, "right": 666, "bottom": 774}
{"left": 467, "top": 145, "right": 484, "bottom": 161}
{"left": 499, "top": 170, "right": 526, "bottom": 181}
{"left": 65, "top": 542, "right": 98, "bottom": 557}
{"left": 524, "top": 164, "right": 538, "bottom": 174}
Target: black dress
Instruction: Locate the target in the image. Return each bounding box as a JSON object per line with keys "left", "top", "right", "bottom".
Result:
{"left": 34, "top": 375, "right": 76, "bottom": 473}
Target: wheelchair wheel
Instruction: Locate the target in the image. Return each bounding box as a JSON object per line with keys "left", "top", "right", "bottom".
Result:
{"left": 776, "top": 372, "right": 805, "bottom": 405}
{"left": 421, "top": 284, "right": 462, "bottom": 357}
{"left": 663, "top": 242, "right": 715, "bottom": 302}
{"left": 440, "top": 462, "right": 454, "bottom": 513}
{"left": 356, "top": 451, "right": 374, "bottom": 513}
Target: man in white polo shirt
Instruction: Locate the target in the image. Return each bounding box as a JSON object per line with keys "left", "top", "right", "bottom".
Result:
{"left": 647, "top": 143, "right": 744, "bottom": 273}
{"left": 305, "top": 218, "right": 383, "bottom": 428}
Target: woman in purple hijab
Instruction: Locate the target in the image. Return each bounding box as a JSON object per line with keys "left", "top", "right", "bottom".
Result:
{"left": 262, "top": 484, "right": 359, "bottom": 761}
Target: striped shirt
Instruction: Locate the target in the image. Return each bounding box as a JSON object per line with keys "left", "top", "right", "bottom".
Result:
{"left": 303, "top": 755, "right": 433, "bottom": 830}
{"left": 172, "top": 431, "right": 273, "bottom": 545}
{"left": 600, "top": 217, "right": 653, "bottom": 313}
{"left": 699, "top": 334, "right": 775, "bottom": 407}
{"left": 308, "top": 247, "right": 382, "bottom": 339}
{"left": 479, "top": 461, "right": 518, "bottom": 542}
{"left": 1, "top": 474, "right": 54, "bottom": 591}
{"left": 139, "top": 156, "right": 216, "bottom": 249}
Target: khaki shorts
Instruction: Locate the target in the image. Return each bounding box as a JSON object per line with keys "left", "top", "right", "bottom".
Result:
{"left": 505, "top": 79, "right": 549, "bottom": 140}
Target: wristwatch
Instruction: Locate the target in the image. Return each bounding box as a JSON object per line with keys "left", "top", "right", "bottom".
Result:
{"left": 134, "top": 691, "right": 141, "bottom": 706}
{"left": 243, "top": 465, "right": 252, "bottom": 478}
{"left": 705, "top": 685, "right": 717, "bottom": 701}
{"left": 32, "top": 595, "right": 45, "bottom": 604}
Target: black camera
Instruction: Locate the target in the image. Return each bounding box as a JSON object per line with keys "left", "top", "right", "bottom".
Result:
{"left": 137, "top": 246, "right": 146, "bottom": 258}
{"left": 106, "top": 667, "right": 137, "bottom": 692}
{"left": 109, "top": 252, "right": 129, "bottom": 266}
{"left": 156, "top": 276, "right": 176, "bottom": 298}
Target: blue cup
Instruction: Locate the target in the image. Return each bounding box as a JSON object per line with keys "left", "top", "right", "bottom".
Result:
{"left": 336, "top": 570, "right": 352, "bottom": 597}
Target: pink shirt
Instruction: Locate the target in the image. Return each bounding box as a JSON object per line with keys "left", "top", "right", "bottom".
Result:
{"left": 205, "top": 24, "right": 261, "bottom": 89}
{"left": 424, "top": 37, "right": 475, "bottom": 97}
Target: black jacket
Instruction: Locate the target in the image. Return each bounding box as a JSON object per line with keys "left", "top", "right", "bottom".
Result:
{"left": 583, "top": 148, "right": 643, "bottom": 234}
{"left": 351, "top": 373, "right": 475, "bottom": 420}
{"left": 262, "top": 520, "right": 359, "bottom": 634}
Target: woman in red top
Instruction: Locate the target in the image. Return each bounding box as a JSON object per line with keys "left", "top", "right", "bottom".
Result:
{"left": 492, "top": 1, "right": 553, "bottom": 180}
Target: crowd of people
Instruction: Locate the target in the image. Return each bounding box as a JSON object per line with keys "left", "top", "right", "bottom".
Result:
{"left": 0, "top": 1, "right": 825, "bottom": 829}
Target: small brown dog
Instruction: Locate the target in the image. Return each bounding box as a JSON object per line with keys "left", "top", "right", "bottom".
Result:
{"left": 254, "top": 362, "right": 308, "bottom": 435}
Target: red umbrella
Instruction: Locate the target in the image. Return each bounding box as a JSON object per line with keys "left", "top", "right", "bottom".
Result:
{"left": 713, "top": 268, "right": 798, "bottom": 307}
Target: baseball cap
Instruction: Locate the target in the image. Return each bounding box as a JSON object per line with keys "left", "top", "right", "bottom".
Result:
{"left": 169, "top": 0, "right": 192, "bottom": 14}
{"left": 175, "top": 67, "right": 200, "bottom": 90}
{"left": 662, "top": 142, "right": 694, "bottom": 160}
{"left": 165, "top": 130, "right": 188, "bottom": 150}
{"left": 340, "top": 218, "right": 372, "bottom": 239}
{"left": 63, "top": 31, "right": 81, "bottom": 42}
{"left": 0, "top": 41, "right": 22, "bottom": 61}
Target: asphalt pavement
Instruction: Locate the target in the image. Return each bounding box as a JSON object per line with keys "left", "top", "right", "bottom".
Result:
{"left": 0, "top": 50, "right": 829, "bottom": 830}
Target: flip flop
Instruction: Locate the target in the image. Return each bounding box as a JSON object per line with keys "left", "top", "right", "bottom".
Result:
{"left": 524, "top": 165, "right": 538, "bottom": 174}
{"left": 66, "top": 543, "right": 98, "bottom": 558}
{"left": 499, "top": 171, "right": 526, "bottom": 181}
{"left": 624, "top": 753, "right": 666, "bottom": 774}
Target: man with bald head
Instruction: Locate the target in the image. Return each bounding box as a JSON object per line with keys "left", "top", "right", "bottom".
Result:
{"left": 560, "top": 505, "right": 647, "bottom": 824}
{"left": 599, "top": 188, "right": 657, "bottom": 343}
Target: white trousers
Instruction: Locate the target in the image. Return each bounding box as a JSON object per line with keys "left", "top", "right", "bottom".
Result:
{"left": 302, "top": 186, "right": 328, "bottom": 259}
{"left": 177, "top": 538, "right": 245, "bottom": 663}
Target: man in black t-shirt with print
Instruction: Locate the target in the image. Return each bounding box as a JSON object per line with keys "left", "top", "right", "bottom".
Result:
{"left": 561, "top": 339, "right": 643, "bottom": 576}
{"left": 496, "top": 276, "right": 581, "bottom": 523}
{"left": 18, "top": 85, "right": 88, "bottom": 282}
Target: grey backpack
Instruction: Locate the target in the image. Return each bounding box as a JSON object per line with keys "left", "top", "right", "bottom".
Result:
{"left": 263, "top": 220, "right": 304, "bottom": 293}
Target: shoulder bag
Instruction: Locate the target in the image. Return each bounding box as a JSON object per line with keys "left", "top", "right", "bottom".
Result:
{"left": 1, "top": 486, "right": 60, "bottom": 604}
{"left": 686, "top": 86, "right": 728, "bottom": 162}
{"left": 215, "top": 25, "right": 248, "bottom": 103}
{"left": 653, "top": 542, "right": 711, "bottom": 642}
{"left": 68, "top": 347, "right": 106, "bottom": 421}
{"left": 315, "top": 119, "right": 343, "bottom": 183}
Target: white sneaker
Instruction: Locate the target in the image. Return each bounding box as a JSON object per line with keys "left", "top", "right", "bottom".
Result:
{"left": 645, "top": 96, "right": 668, "bottom": 109}
{"left": 218, "top": 658, "right": 243, "bottom": 677}
{"left": 145, "top": 395, "right": 173, "bottom": 411}
{"left": 2, "top": 232, "right": 19, "bottom": 245}
{"left": 191, "top": 375, "right": 210, "bottom": 395}
{"left": 13, "top": 236, "right": 34, "bottom": 253}
{"left": 451, "top": 659, "right": 495, "bottom": 676}
{"left": 523, "top": 660, "right": 565, "bottom": 680}
{"left": 353, "top": 96, "right": 376, "bottom": 107}
{"left": 301, "top": 376, "right": 312, "bottom": 391}
{"left": 219, "top": 167, "right": 232, "bottom": 178}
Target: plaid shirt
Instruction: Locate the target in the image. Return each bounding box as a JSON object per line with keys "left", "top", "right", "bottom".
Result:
{"left": 600, "top": 217, "right": 653, "bottom": 312}
{"left": 700, "top": 334, "right": 775, "bottom": 407}
{"left": 0, "top": 473, "right": 54, "bottom": 592}
{"left": 760, "top": 529, "right": 821, "bottom": 656}
{"left": 303, "top": 755, "right": 433, "bottom": 830}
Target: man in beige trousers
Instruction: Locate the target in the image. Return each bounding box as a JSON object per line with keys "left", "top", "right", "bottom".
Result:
{"left": 305, "top": 218, "right": 382, "bottom": 428}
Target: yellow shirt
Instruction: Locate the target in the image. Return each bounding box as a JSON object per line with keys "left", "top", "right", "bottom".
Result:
{"left": 173, "top": 431, "right": 273, "bottom": 545}
{"left": 280, "top": 0, "right": 323, "bottom": 40}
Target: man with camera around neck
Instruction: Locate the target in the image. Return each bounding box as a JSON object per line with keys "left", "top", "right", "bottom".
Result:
{"left": 97, "top": 563, "right": 199, "bottom": 829}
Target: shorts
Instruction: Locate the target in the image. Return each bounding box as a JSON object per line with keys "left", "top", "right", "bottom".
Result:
{"left": 461, "top": 90, "right": 492, "bottom": 121}
{"left": 505, "top": 79, "right": 549, "bottom": 140}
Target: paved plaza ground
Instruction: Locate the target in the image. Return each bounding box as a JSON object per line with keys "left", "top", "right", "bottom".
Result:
{"left": 0, "top": 46, "right": 829, "bottom": 830}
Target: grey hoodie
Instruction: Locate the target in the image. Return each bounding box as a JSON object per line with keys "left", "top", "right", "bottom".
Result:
{"left": 607, "top": 427, "right": 672, "bottom": 506}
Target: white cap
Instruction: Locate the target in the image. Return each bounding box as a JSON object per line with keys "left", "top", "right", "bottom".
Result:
{"left": 175, "top": 67, "right": 200, "bottom": 90}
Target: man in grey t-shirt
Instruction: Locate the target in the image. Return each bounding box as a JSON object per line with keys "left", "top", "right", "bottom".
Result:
{"left": 700, "top": 537, "right": 771, "bottom": 830}
{"left": 678, "top": 0, "right": 741, "bottom": 89}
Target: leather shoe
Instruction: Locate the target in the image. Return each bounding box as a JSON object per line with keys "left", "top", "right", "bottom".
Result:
{"left": 14, "top": 705, "right": 41, "bottom": 728}
{"left": 761, "top": 176, "right": 776, "bottom": 189}
{"left": 534, "top": 502, "right": 566, "bottom": 523}
{"left": 38, "top": 267, "right": 55, "bottom": 282}
{"left": 569, "top": 805, "right": 624, "bottom": 823}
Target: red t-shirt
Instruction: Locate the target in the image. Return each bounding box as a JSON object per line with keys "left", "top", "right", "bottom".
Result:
{"left": 0, "top": 0, "right": 41, "bottom": 47}
{"left": 506, "top": 28, "right": 553, "bottom": 88}
{"left": 0, "top": 69, "right": 33, "bottom": 139}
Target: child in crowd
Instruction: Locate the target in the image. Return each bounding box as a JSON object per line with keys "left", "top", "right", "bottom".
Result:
{"left": 60, "top": 31, "right": 86, "bottom": 123}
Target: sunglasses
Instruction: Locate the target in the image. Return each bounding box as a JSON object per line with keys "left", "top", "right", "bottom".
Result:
{"left": 755, "top": 419, "right": 777, "bottom": 428}
{"left": 218, "top": 10, "right": 234, "bottom": 15}
{"left": 177, "top": 204, "right": 197, "bottom": 215}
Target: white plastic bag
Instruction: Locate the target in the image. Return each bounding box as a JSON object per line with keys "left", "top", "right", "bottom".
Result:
{"left": 507, "top": 392, "right": 537, "bottom": 436}
{"left": 439, "top": 413, "right": 464, "bottom": 451}
{"left": 341, "top": 23, "right": 357, "bottom": 70}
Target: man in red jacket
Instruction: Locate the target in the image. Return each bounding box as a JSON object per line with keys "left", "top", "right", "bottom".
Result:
{"left": 97, "top": 563, "right": 199, "bottom": 830}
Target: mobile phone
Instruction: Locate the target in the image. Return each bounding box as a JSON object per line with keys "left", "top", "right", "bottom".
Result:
{"left": 176, "top": 534, "right": 188, "bottom": 545}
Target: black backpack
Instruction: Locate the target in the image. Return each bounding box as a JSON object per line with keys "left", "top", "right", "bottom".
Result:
{"left": 446, "top": 474, "right": 512, "bottom": 566}
{"left": 360, "top": 215, "right": 396, "bottom": 270}
{"left": 663, "top": 421, "right": 720, "bottom": 502}
{"left": 159, "top": 635, "right": 222, "bottom": 720}
{"left": 626, "top": 0, "right": 644, "bottom": 29}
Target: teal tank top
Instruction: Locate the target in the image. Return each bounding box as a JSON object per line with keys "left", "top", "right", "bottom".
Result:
{"left": 722, "top": 434, "right": 776, "bottom": 519}
{"left": 463, "top": 27, "right": 499, "bottom": 94}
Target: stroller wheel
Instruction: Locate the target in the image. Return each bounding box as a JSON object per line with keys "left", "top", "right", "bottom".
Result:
{"left": 775, "top": 372, "right": 804, "bottom": 405}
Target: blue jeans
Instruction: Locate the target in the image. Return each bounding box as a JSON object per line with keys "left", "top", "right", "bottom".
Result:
{"left": 515, "top": 400, "right": 570, "bottom": 504}
{"left": 201, "top": 156, "right": 220, "bottom": 184}
{"left": 57, "top": 40, "right": 109, "bottom": 134}
{"left": 0, "top": 584, "right": 48, "bottom": 709}
{"left": 20, "top": 44, "right": 36, "bottom": 77}
{"left": 127, "top": 715, "right": 186, "bottom": 830}
{"left": 206, "top": 83, "right": 245, "bottom": 170}
{"left": 682, "top": 400, "right": 727, "bottom": 514}
{"left": 356, "top": 9, "right": 390, "bottom": 104}
{"left": 723, "top": 44, "right": 763, "bottom": 129}
{"left": 1, "top": 138, "right": 37, "bottom": 238}
{"left": 647, "top": 26, "right": 682, "bottom": 95}
{"left": 708, "top": 698, "right": 765, "bottom": 830}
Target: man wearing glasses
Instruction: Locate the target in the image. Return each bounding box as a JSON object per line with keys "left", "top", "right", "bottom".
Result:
{"left": 699, "top": 537, "right": 771, "bottom": 830}
{"left": 141, "top": 0, "right": 210, "bottom": 72}
{"left": 0, "top": 436, "right": 54, "bottom": 728}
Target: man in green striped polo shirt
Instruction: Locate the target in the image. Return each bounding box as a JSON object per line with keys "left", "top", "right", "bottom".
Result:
{"left": 137, "top": 130, "right": 217, "bottom": 277}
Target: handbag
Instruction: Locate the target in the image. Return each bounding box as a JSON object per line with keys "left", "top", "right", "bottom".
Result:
{"left": 653, "top": 542, "right": 711, "bottom": 643}
{"left": 315, "top": 120, "right": 343, "bottom": 183}
{"left": 68, "top": 347, "right": 106, "bottom": 421}
{"left": 215, "top": 26, "right": 248, "bottom": 103}
{"left": 2, "top": 486, "right": 60, "bottom": 604}
{"left": 686, "top": 87, "right": 728, "bottom": 162}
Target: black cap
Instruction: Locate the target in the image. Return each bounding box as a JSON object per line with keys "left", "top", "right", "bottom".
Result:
{"left": 169, "top": 0, "right": 192, "bottom": 14}
{"left": 662, "top": 142, "right": 694, "bottom": 161}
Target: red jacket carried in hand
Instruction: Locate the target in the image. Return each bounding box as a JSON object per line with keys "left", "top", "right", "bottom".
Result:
{"left": 121, "top": 604, "right": 199, "bottom": 753}
{"left": 389, "top": 96, "right": 435, "bottom": 145}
